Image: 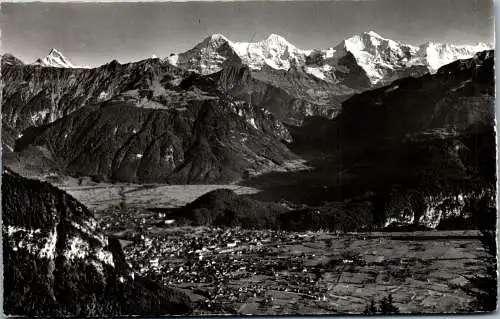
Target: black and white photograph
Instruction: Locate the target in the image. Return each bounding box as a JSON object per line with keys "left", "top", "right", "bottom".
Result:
{"left": 0, "top": 0, "right": 497, "bottom": 316}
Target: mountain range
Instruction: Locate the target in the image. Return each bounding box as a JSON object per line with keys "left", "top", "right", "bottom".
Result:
{"left": 1, "top": 32, "right": 493, "bottom": 184}
{"left": 26, "top": 31, "right": 491, "bottom": 85}
{"left": 3, "top": 48, "right": 494, "bottom": 226}
{"left": 170, "top": 31, "right": 490, "bottom": 85}
{"left": 11, "top": 31, "right": 488, "bottom": 128}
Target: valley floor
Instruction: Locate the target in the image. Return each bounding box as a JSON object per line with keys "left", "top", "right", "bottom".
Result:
{"left": 61, "top": 182, "right": 261, "bottom": 211}
{"left": 123, "top": 226, "right": 486, "bottom": 315}
{"left": 58, "top": 182, "right": 491, "bottom": 315}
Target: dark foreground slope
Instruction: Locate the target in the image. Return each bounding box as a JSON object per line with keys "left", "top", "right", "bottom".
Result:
{"left": 335, "top": 51, "right": 496, "bottom": 223}
{"left": 2, "top": 169, "right": 192, "bottom": 316}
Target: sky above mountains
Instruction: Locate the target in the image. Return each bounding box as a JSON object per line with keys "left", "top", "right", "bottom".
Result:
{"left": 1, "top": 0, "right": 494, "bottom": 67}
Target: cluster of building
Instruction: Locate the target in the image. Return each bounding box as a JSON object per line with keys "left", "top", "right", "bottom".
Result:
{"left": 97, "top": 206, "right": 369, "bottom": 312}
{"left": 122, "top": 226, "right": 339, "bottom": 311}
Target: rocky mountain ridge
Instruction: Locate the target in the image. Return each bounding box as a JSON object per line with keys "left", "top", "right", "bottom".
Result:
{"left": 2, "top": 31, "right": 488, "bottom": 136}
{"left": 1, "top": 57, "right": 188, "bottom": 133}
{"left": 10, "top": 30, "right": 488, "bottom": 87}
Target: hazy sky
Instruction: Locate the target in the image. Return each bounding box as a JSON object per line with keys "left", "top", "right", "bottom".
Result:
{"left": 1, "top": 0, "right": 494, "bottom": 67}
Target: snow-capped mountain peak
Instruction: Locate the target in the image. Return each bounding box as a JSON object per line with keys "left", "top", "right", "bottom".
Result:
{"left": 417, "top": 41, "right": 492, "bottom": 72}
{"left": 364, "top": 30, "right": 384, "bottom": 38}
{"left": 231, "top": 33, "right": 306, "bottom": 70}
{"left": 334, "top": 31, "right": 420, "bottom": 83}
{"left": 264, "top": 33, "right": 292, "bottom": 45}
{"left": 208, "top": 33, "right": 229, "bottom": 42}
{"left": 342, "top": 31, "right": 418, "bottom": 54}
{"left": 48, "top": 48, "right": 64, "bottom": 57}
{"left": 170, "top": 31, "right": 491, "bottom": 85}
{"left": 195, "top": 33, "right": 231, "bottom": 50}
{"left": 170, "top": 33, "right": 235, "bottom": 74}
{"left": 33, "top": 48, "right": 78, "bottom": 68}
{"left": 173, "top": 33, "right": 308, "bottom": 74}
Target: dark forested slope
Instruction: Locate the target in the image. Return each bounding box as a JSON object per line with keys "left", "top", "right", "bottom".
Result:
{"left": 2, "top": 169, "right": 192, "bottom": 316}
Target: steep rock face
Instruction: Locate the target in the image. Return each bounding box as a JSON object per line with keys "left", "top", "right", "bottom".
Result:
{"left": 170, "top": 33, "right": 374, "bottom": 116}
{"left": 173, "top": 34, "right": 243, "bottom": 74}
{"left": 383, "top": 191, "right": 485, "bottom": 229}
{"left": 181, "top": 64, "right": 348, "bottom": 126}
{"left": 2, "top": 169, "right": 192, "bottom": 316}
{"left": 4, "top": 32, "right": 487, "bottom": 138}
{"left": 14, "top": 97, "right": 296, "bottom": 183}
{"left": 360, "top": 52, "right": 495, "bottom": 228}
{"left": 2, "top": 41, "right": 491, "bottom": 185}
{"left": 165, "top": 32, "right": 489, "bottom": 122}
{"left": 2, "top": 53, "right": 306, "bottom": 135}
{"left": 2, "top": 120, "right": 20, "bottom": 152}
{"left": 1, "top": 53, "right": 25, "bottom": 66}
{"left": 330, "top": 31, "right": 490, "bottom": 86}
{"left": 231, "top": 33, "right": 309, "bottom": 70}
{"left": 172, "top": 36, "right": 363, "bottom": 123}
{"left": 2, "top": 58, "right": 188, "bottom": 131}
{"left": 321, "top": 32, "right": 489, "bottom": 85}
{"left": 251, "top": 64, "right": 359, "bottom": 121}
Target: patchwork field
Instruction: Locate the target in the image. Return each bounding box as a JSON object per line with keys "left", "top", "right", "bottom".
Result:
{"left": 58, "top": 182, "right": 493, "bottom": 315}
{"left": 118, "top": 224, "right": 488, "bottom": 314}
{"left": 61, "top": 183, "right": 261, "bottom": 211}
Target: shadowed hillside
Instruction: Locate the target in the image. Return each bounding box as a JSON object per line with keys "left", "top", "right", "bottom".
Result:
{"left": 2, "top": 169, "right": 192, "bottom": 316}
{"left": 244, "top": 51, "right": 496, "bottom": 229}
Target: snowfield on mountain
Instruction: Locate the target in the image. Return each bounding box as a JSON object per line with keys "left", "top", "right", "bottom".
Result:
{"left": 32, "top": 48, "right": 89, "bottom": 68}
{"left": 167, "top": 31, "right": 491, "bottom": 85}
